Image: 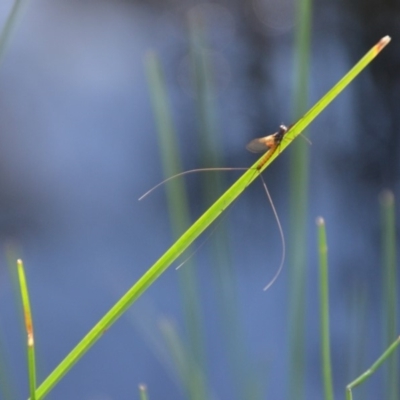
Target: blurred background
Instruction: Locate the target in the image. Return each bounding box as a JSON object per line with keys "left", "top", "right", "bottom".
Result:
{"left": 0, "top": 0, "right": 398, "bottom": 399}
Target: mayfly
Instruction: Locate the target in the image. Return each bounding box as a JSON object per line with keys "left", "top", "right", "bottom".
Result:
{"left": 246, "top": 124, "right": 289, "bottom": 169}
{"left": 140, "top": 124, "right": 293, "bottom": 291}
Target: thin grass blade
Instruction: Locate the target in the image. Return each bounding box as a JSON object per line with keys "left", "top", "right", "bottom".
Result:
{"left": 379, "top": 190, "right": 398, "bottom": 400}
{"left": 346, "top": 336, "right": 400, "bottom": 400}
{"left": 287, "top": 0, "right": 312, "bottom": 396}
{"left": 188, "top": 12, "right": 260, "bottom": 400}
{"left": 17, "top": 259, "right": 36, "bottom": 400}
{"left": 277, "top": 36, "right": 391, "bottom": 154}
{"left": 145, "top": 50, "right": 208, "bottom": 400}
{"left": 316, "top": 218, "right": 334, "bottom": 400}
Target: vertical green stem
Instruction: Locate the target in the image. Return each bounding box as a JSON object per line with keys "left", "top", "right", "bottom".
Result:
{"left": 316, "top": 218, "right": 334, "bottom": 400}
{"left": 188, "top": 13, "right": 262, "bottom": 400}
{"left": 288, "top": 0, "right": 312, "bottom": 397}
{"left": 379, "top": 190, "right": 398, "bottom": 400}
{"left": 145, "top": 52, "right": 207, "bottom": 400}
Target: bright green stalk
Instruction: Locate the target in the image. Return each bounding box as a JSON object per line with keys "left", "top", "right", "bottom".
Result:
{"left": 32, "top": 36, "right": 390, "bottom": 400}
{"left": 379, "top": 190, "right": 398, "bottom": 400}
{"left": 346, "top": 336, "right": 400, "bottom": 400}
{"left": 17, "top": 259, "right": 36, "bottom": 400}
{"left": 145, "top": 51, "right": 208, "bottom": 400}
{"left": 316, "top": 218, "right": 334, "bottom": 400}
{"left": 288, "top": 0, "right": 312, "bottom": 396}
{"left": 285, "top": 37, "right": 391, "bottom": 143}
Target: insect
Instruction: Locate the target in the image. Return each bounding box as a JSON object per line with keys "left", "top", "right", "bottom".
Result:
{"left": 140, "top": 124, "right": 294, "bottom": 291}
{"left": 246, "top": 124, "right": 289, "bottom": 170}
{"left": 139, "top": 124, "right": 292, "bottom": 201}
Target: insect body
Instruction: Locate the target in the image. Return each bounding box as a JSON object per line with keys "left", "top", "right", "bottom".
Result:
{"left": 246, "top": 124, "right": 288, "bottom": 170}
{"left": 246, "top": 124, "right": 288, "bottom": 153}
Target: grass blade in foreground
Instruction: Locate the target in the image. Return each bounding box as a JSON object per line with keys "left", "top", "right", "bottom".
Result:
{"left": 17, "top": 259, "right": 37, "bottom": 400}
{"left": 346, "top": 336, "right": 400, "bottom": 400}
{"left": 316, "top": 218, "right": 334, "bottom": 400}
{"left": 32, "top": 36, "right": 391, "bottom": 400}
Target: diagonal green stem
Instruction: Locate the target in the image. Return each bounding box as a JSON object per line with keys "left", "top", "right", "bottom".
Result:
{"left": 32, "top": 36, "right": 391, "bottom": 400}
{"left": 346, "top": 336, "right": 400, "bottom": 400}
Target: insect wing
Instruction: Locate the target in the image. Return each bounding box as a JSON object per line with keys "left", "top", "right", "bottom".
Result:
{"left": 246, "top": 137, "right": 272, "bottom": 153}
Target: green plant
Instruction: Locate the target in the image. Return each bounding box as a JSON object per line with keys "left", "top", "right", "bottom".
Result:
{"left": 14, "top": 36, "right": 389, "bottom": 400}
